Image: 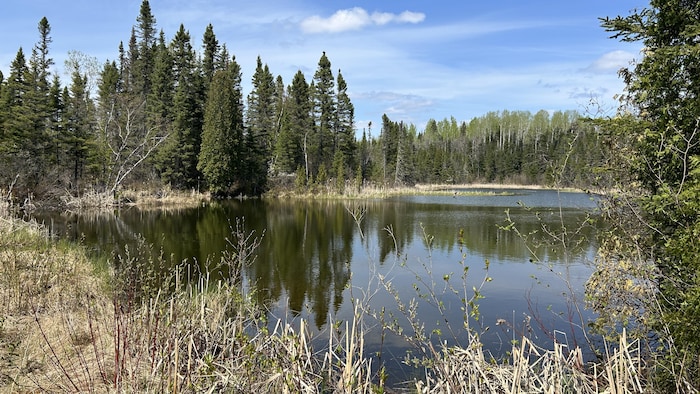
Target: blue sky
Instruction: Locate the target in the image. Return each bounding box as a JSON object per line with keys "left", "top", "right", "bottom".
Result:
{"left": 1, "top": 0, "right": 646, "bottom": 132}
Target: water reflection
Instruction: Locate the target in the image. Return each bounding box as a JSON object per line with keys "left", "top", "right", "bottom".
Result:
{"left": 36, "top": 190, "right": 600, "bottom": 357}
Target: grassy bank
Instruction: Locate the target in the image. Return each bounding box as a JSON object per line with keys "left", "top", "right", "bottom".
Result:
{"left": 263, "top": 182, "right": 563, "bottom": 200}
{"left": 0, "top": 200, "right": 648, "bottom": 393}
{"left": 54, "top": 182, "right": 580, "bottom": 208}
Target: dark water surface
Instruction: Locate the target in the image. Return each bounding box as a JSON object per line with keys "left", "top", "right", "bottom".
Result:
{"left": 37, "top": 189, "right": 601, "bottom": 382}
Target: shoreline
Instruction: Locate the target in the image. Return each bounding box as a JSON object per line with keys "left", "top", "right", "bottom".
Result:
{"left": 31, "top": 183, "right": 595, "bottom": 211}
{"left": 415, "top": 183, "right": 585, "bottom": 193}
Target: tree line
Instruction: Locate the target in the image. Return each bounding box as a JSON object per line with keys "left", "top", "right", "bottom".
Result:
{"left": 0, "top": 0, "right": 604, "bottom": 203}
{"left": 0, "top": 1, "right": 358, "bottom": 200}
{"left": 359, "top": 109, "right": 602, "bottom": 189}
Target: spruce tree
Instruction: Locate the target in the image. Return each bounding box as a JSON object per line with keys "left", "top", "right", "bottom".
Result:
{"left": 47, "top": 74, "right": 64, "bottom": 167}
{"left": 0, "top": 49, "right": 31, "bottom": 155}
{"left": 63, "top": 69, "right": 93, "bottom": 190}
{"left": 201, "top": 24, "right": 219, "bottom": 87}
{"left": 311, "top": 52, "right": 336, "bottom": 176}
{"left": 173, "top": 25, "right": 204, "bottom": 189}
{"left": 148, "top": 31, "right": 174, "bottom": 184}
{"left": 125, "top": 28, "right": 138, "bottom": 93}
{"left": 274, "top": 70, "right": 310, "bottom": 175}
{"left": 246, "top": 56, "right": 277, "bottom": 163}
{"left": 147, "top": 30, "right": 173, "bottom": 135}
{"left": 335, "top": 70, "right": 356, "bottom": 179}
{"left": 29, "top": 17, "right": 53, "bottom": 102}
{"left": 198, "top": 56, "right": 244, "bottom": 195}
{"left": 380, "top": 114, "right": 398, "bottom": 184}
{"left": 133, "top": 0, "right": 157, "bottom": 96}
{"left": 155, "top": 25, "right": 202, "bottom": 189}
{"left": 26, "top": 17, "right": 55, "bottom": 176}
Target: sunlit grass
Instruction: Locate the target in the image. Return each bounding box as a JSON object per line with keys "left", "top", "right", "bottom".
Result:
{"left": 267, "top": 182, "right": 527, "bottom": 199}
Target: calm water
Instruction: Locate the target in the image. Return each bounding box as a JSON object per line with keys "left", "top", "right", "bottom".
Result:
{"left": 37, "top": 189, "right": 600, "bottom": 381}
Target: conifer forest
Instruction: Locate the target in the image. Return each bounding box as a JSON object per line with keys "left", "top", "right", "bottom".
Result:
{"left": 0, "top": 1, "right": 605, "bottom": 203}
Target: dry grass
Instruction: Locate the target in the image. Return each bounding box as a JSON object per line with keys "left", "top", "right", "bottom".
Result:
{"left": 417, "top": 331, "right": 644, "bottom": 393}
{"left": 59, "top": 186, "right": 209, "bottom": 210}
{"left": 268, "top": 182, "right": 523, "bottom": 200}
{"left": 0, "top": 212, "right": 376, "bottom": 393}
{"left": 118, "top": 186, "right": 209, "bottom": 208}
{"left": 0, "top": 212, "right": 108, "bottom": 392}
{"left": 60, "top": 189, "right": 116, "bottom": 210}
{"left": 0, "top": 208, "right": 655, "bottom": 393}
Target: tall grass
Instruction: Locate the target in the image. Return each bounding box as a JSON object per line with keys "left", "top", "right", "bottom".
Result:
{"left": 0, "top": 203, "right": 656, "bottom": 393}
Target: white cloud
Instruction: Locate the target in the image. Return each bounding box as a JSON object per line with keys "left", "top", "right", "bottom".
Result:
{"left": 371, "top": 12, "right": 394, "bottom": 26}
{"left": 300, "top": 7, "right": 425, "bottom": 34}
{"left": 587, "top": 50, "right": 636, "bottom": 73}
{"left": 396, "top": 11, "right": 426, "bottom": 24}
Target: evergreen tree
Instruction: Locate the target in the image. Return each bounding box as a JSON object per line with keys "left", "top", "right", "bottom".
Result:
{"left": 47, "top": 74, "right": 64, "bottom": 167}
{"left": 274, "top": 75, "right": 285, "bottom": 119}
{"left": 357, "top": 127, "right": 372, "bottom": 184}
{"left": 198, "top": 56, "right": 244, "bottom": 195}
{"left": 335, "top": 70, "right": 356, "bottom": 179}
{"left": 147, "top": 30, "right": 174, "bottom": 185}
{"left": 593, "top": 2, "right": 700, "bottom": 387}
{"left": 29, "top": 17, "right": 53, "bottom": 105}
{"left": 0, "top": 48, "right": 32, "bottom": 154}
{"left": 241, "top": 125, "right": 267, "bottom": 195}
{"left": 0, "top": 45, "right": 41, "bottom": 190}
{"left": 25, "top": 17, "right": 55, "bottom": 177}
{"left": 393, "top": 121, "right": 414, "bottom": 186}
{"left": 275, "top": 70, "right": 310, "bottom": 175}
{"left": 63, "top": 69, "right": 94, "bottom": 190}
{"left": 176, "top": 25, "right": 205, "bottom": 189}
{"left": 132, "top": 0, "right": 157, "bottom": 96}
{"left": 1, "top": 48, "right": 30, "bottom": 148}
{"left": 155, "top": 25, "right": 203, "bottom": 189}
{"left": 201, "top": 24, "right": 219, "bottom": 87}
{"left": 310, "top": 52, "right": 336, "bottom": 177}
{"left": 379, "top": 114, "right": 398, "bottom": 184}
{"left": 97, "top": 61, "right": 120, "bottom": 111}
{"left": 124, "top": 28, "right": 138, "bottom": 93}
{"left": 272, "top": 74, "right": 285, "bottom": 166}
{"left": 147, "top": 30, "right": 173, "bottom": 139}
{"left": 246, "top": 56, "right": 276, "bottom": 174}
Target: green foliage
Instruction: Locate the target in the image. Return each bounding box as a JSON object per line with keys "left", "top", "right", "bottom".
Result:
{"left": 335, "top": 70, "right": 356, "bottom": 177}
{"left": 131, "top": 0, "right": 156, "bottom": 96}
{"left": 246, "top": 56, "right": 277, "bottom": 164}
{"left": 62, "top": 69, "right": 95, "bottom": 189}
{"left": 315, "top": 163, "right": 328, "bottom": 187}
{"left": 275, "top": 70, "right": 310, "bottom": 175}
{"left": 309, "top": 52, "right": 336, "bottom": 178}
{"left": 197, "top": 59, "right": 244, "bottom": 195}
{"left": 368, "top": 111, "right": 599, "bottom": 188}
{"left": 201, "top": 23, "right": 218, "bottom": 86}
{"left": 590, "top": 1, "right": 700, "bottom": 389}
{"left": 332, "top": 150, "right": 346, "bottom": 194}
{"left": 0, "top": 2, "right": 605, "bottom": 202}
{"left": 153, "top": 25, "right": 204, "bottom": 189}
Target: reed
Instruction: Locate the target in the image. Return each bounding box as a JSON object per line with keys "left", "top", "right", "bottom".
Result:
{"left": 0, "top": 207, "right": 666, "bottom": 393}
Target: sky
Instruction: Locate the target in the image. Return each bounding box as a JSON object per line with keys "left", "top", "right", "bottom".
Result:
{"left": 1, "top": 0, "right": 646, "bottom": 133}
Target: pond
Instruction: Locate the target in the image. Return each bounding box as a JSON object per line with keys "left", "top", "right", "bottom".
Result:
{"left": 37, "top": 188, "right": 601, "bottom": 383}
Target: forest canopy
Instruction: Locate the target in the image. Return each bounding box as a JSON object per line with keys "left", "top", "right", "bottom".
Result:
{"left": 0, "top": 1, "right": 604, "bottom": 204}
